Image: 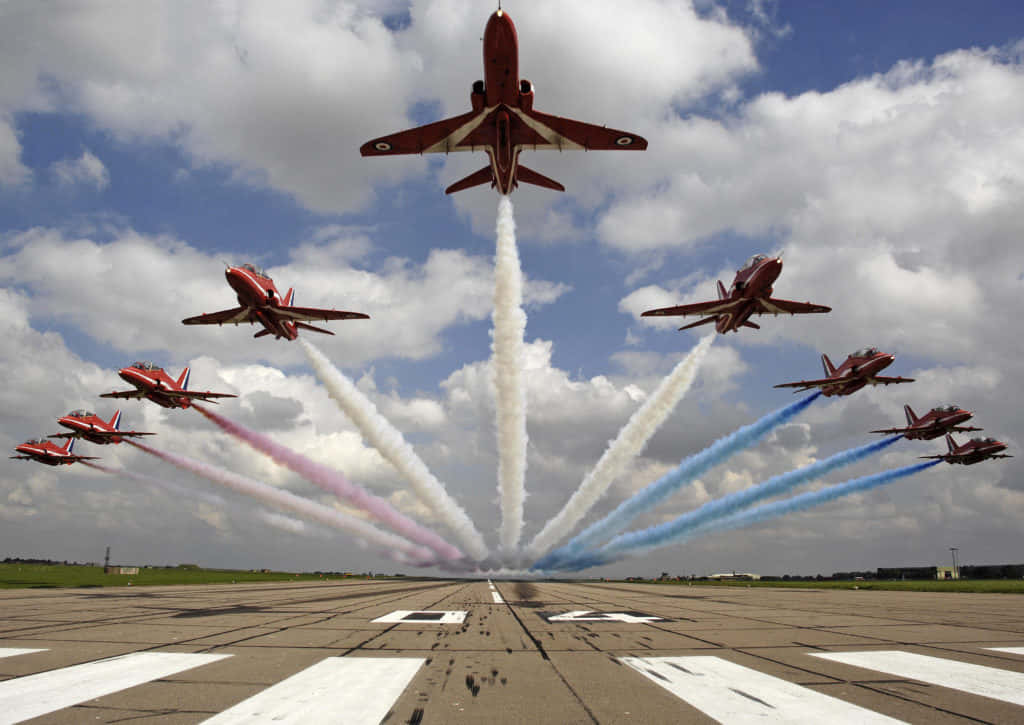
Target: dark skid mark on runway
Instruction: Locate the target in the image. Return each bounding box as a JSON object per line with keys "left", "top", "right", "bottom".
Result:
{"left": 172, "top": 604, "right": 261, "bottom": 618}
{"left": 730, "top": 687, "right": 775, "bottom": 708}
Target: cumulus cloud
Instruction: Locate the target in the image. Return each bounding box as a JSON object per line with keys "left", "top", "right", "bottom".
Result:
{"left": 51, "top": 150, "right": 109, "bottom": 190}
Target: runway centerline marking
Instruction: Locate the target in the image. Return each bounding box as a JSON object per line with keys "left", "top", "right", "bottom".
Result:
{"left": 622, "top": 656, "right": 903, "bottom": 723}
{"left": 372, "top": 610, "right": 467, "bottom": 624}
{"left": 492, "top": 591, "right": 505, "bottom": 603}
{"left": 812, "top": 650, "right": 1024, "bottom": 706}
{"left": 0, "top": 648, "right": 46, "bottom": 659}
{"left": 0, "top": 651, "right": 230, "bottom": 724}
{"left": 202, "top": 657, "right": 424, "bottom": 724}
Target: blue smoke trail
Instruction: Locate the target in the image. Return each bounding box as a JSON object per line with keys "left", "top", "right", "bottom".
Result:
{"left": 532, "top": 392, "right": 821, "bottom": 570}
{"left": 555, "top": 460, "right": 940, "bottom": 571}
{"left": 600, "top": 434, "right": 903, "bottom": 558}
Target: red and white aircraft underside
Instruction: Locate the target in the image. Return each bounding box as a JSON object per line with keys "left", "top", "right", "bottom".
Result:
{"left": 100, "top": 362, "right": 236, "bottom": 409}
{"left": 360, "top": 9, "right": 647, "bottom": 195}
{"left": 49, "top": 409, "right": 154, "bottom": 445}
{"left": 642, "top": 255, "right": 831, "bottom": 334}
{"left": 775, "top": 348, "right": 914, "bottom": 397}
{"left": 871, "top": 404, "right": 982, "bottom": 441}
{"left": 921, "top": 434, "right": 1011, "bottom": 465}
{"left": 10, "top": 437, "right": 97, "bottom": 466}
{"left": 182, "top": 264, "right": 368, "bottom": 341}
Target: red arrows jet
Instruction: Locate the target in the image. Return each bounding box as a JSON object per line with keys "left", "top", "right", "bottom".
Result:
{"left": 10, "top": 437, "right": 97, "bottom": 466}
{"left": 871, "top": 404, "right": 982, "bottom": 441}
{"left": 921, "top": 434, "right": 1012, "bottom": 465}
{"left": 360, "top": 9, "right": 647, "bottom": 195}
{"left": 182, "top": 264, "right": 369, "bottom": 341}
{"left": 641, "top": 255, "right": 831, "bottom": 333}
{"left": 774, "top": 348, "right": 914, "bottom": 397}
{"left": 100, "top": 362, "right": 236, "bottom": 409}
{"left": 49, "top": 409, "right": 154, "bottom": 445}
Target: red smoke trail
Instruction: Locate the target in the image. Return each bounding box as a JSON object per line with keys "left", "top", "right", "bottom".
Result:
{"left": 109, "top": 450, "right": 437, "bottom": 567}
{"left": 190, "top": 404, "right": 464, "bottom": 562}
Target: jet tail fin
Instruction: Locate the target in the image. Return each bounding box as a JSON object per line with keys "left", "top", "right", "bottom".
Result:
{"left": 109, "top": 410, "right": 122, "bottom": 431}
{"left": 445, "top": 166, "right": 494, "bottom": 194}
{"left": 821, "top": 353, "right": 836, "bottom": 377}
{"left": 295, "top": 322, "right": 335, "bottom": 336}
{"left": 946, "top": 433, "right": 958, "bottom": 454}
{"left": 717, "top": 280, "right": 728, "bottom": 300}
{"left": 515, "top": 164, "right": 565, "bottom": 192}
{"left": 176, "top": 367, "right": 191, "bottom": 390}
{"left": 63, "top": 438, "right": 75, "bottom": 454}
{"left": 284, "top": 288, "right": 294, "bottom": 306}
{"left": 904, "top": 404, "right": 918, "bottom": 425}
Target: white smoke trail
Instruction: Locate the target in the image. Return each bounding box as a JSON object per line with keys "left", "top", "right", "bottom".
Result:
{"left": 119, "top": 446, "right": 437, "bottom": 567}
{"left": 493, "top": 194, "right": 528, "bottom": 555}
{"left": 524, "top": 334, "right": 714, "bottom": 560}
{"left": 299, "top": 338, "right": 488, "bottom": 561}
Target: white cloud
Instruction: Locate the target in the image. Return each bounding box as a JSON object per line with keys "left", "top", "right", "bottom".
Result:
{"left": 51, "top": 150, "right": 109, "bottom": 190}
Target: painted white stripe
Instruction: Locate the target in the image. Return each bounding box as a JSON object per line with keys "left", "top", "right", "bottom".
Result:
{"left": 0, "top": 648, "right": 46, "bottom": 659}
{"left": 812, "top": 651, "right": 1024, "bottom": 706}
{"left": 491, "top": 591, "right": 504, "bottom": 603}
{"left": 622, "top": 656, "right": 902, "bottom": 724}
{"left": 203, "top": 657, "right": 423, "bottom": 724}
{"left": 372, "top": 610, "right": 466, "bottom": 624}
{"left": 988, "top": 647, "right": 1024, "bottom": 656}
{"left": 0, "top": 651, "right": 229, "bottom": 723}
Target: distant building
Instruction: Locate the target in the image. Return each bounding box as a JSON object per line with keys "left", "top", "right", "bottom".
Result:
{"left": 709, "top": 572, "right": 760, "bottom": 581}
{"left": 936, "top": 566, "right": 959, "bottom": 580}
{"left": 106, "top": 566, "right": 139, "bottom": 575}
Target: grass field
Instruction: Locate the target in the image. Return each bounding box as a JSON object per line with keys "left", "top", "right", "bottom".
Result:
{"left": 0, "top": 563, "right": 371, "bottom": 589}
{"left": 637, "top": 578, "right": 1024, "bottom": 594}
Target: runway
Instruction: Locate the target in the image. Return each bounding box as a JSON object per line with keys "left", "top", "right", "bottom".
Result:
{"left": 1, "top": 579, "right": 1023, "bottom": 723}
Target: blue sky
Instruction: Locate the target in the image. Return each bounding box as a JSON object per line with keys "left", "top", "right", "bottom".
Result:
{"left": 1, "top": 1, "right": 1021, "bottom": 576}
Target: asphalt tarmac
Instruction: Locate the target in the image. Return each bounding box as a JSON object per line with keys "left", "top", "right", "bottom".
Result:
{"left": 1, "top": 578, "right": 1023, "bottom": 723}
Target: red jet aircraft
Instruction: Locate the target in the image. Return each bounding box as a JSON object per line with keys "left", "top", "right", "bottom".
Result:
{"left": 641, "top": 254, "right": 831, "bottom": 333}
{"left": 360, "top": 9, "right": 647, "bottom": 195}
{"left": 10, "top": 437, "right": 97, "bottom": 466}
{"left": 49, "top": 409, "right": 154, "bottom": 445}
{"left": 871, "top": 404, "right": 982, "bottom": 441}
{"left": 774, "top": 348, "right": 914, "bottom": 397}
{"left": 921, "top": 434, "right": 1011, "bottom": 465}
{"left": 182, "top": 264, "right": 369, "bottom": 341}
{"left": 100, "top": 362, "right": 236, "bottom": 409}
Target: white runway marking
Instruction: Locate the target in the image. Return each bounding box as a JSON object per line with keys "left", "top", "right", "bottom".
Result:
{"left": 0, "top": 651, "right": 230, "bottom": 723}
{"left": 812, "top": 650, "right": 1024, "bottom": 706}
{"left": 372, "top": 610, "right": 467, "bottom": 624}
{"left": 203, "top": 657, "right": 423, "bottom": 724}
{"left": 0, "top": 648, "right": 45, "bottom": 659}
{"left": 987, "top": 647, "right": 1024, "bottom": 656}
{"left": 491, "top": 591, "right": 504, "bottom": 603}
{"left": 622, "top": 656, "right": 902, "bottom": 724}
{"left": 547, "top": 610, "right": 662, "bottom": 623}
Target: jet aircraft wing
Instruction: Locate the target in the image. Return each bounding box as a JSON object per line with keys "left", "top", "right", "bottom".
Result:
{"left": 868, "top": 375, "right": 915, "bottom": 386}
{"left": 99, "top": 390, "right": 147, "bottom": 400}
{"left": 519, "top": 109, "right": 648, "bottom": 151}
{"left": 182, "top": 307, "right": 254, "bottom": 326}
{"left": 162, "top": 390, "right": 237, "bottom": 403}
{"left": 48, "top": 430, "right": 154, "bottom": 440}
{"left": 360, "top": 110, "right": 485, "bottom": 156}
{"left": 642, "top": 299, "right": 742, "bottom": 319}
{"left": 756, "top": 298, "right": 832, "bottom": 315}
{"left": 773, "top": 377, "right": 843, "bottom": 392}
{"left": 273, "top": 306, "right": 370, "bottom": 322}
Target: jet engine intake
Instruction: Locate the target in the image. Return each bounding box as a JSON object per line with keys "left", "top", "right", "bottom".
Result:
{"left": 519, "top": 78, "right": 534, "bottom": 111}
